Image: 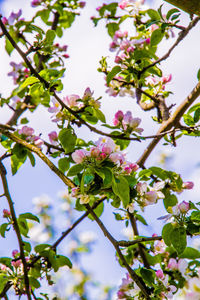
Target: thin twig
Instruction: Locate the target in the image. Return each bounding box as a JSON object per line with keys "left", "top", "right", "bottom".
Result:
{"left": 85, "top": 204, "right": 151, "bottom": 299}
{"left": 128, "top": 212, "right": 150, "bottom": 269}
{"left": 118, "top": 236, "right": 162, "bottom": 247}
{"left": 0, "top": 161, "right": 32, "bottom": 300}
{"left": 141, "top": 17, "right": 200, "bottom": 74}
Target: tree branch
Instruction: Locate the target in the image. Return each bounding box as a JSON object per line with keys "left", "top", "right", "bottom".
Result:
{"left": 84, "top": 204, "right": 151, "bottom": 299}
{"left": 141, "top": 17, "right": 200, "bottom": 74}
{"left": 118, "top": 236, "right": 162, "bottom": 247}
{"left": 137, "top": 79, "right": 200, "bottom": 167}
{"left": 0, "top": 161, "right": 31, "bottom": 300}
{"left": 164, "top": 0, "right": 200, "bottom": 16}
{"left": 0, "top": 127, "right": 75, "bottom": 189}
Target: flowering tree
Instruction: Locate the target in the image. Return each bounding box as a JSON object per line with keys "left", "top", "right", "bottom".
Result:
{"left": 0, "top": 0, "right": 200, "bottom": 299}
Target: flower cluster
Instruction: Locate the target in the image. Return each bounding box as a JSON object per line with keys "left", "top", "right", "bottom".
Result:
{"left": 18, "top": 126, "right": 44, "bottom": 148}
{"left": 54, "top": 43, "right": 70, "bottom": 59}
{"left": 72, "top": 137, "right": 138, "bottom": 174}
{"left": 48, "top": 87, "right": 100, "bottom": 122}
{"left": 145, "top": 74, "right": 172, "bottom": 93}
{"left": 117, "top": 273, "right": 139, "bottom": 299}
{"left": 113, "top": 110, "right": 143, "bottom": 134}
{"left": 136, "top": 181, "right": 165, "bottom": 207}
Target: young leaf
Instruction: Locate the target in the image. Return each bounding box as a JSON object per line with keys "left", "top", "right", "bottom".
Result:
{"left": 162, "top": 223, "right": 173, "bottom": 246}
{"left": 58, "top": 128, "right": 77, "bottom": 153}
{"left": 150, "top": 29, "right": 164, "bottom": 46}
{"left": 112, "top": 175, "right": 130, "bottom": 208}
{"left": 56, "top": 255, "right": 72, "bottom": 269}
{"left": 171, "top": 226, "right": 187, "bottom": 254}
{"left": 106, "top": 66, "right": 121, "bottom": 85}
{"left": 19, "top": 212, "right": 40, "bottom": 223}
{"left": 67, "top": 164, "right": 84, "bottom": 176}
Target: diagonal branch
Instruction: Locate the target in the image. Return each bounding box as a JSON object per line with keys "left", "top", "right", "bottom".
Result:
{"left": 137, "top": 79, "right": 200, "bottom": 167}
{"left": 0, "top": 161, "right": 31, "bottom": 300}
{"left": 84, "top": 204, "right": 151, "bottom": 299}
{"left": 118, "top": 236, "right": 162, "bottom": 247}
{"left": 0, "top": 127, "right": 75, "bottom": 189}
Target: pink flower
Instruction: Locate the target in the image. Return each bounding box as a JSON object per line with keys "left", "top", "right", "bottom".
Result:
{"left": 182, "top": 181, "right": 194, "bottom": 190}
{"left": 48, "top": 98, "right": 60, "bottom": 113}
{"left": 63, "top": 94, "right": 80, "bottom": 108}
{"left": 72, "top": 149, "right": 89, "bottom": 164}
{"left": 18, "top": 126, "right": 34, "bottom": 136}
{"left": 109, "top": 152, "right": 125, "bottom": 164}
{"left": 168, "top": 258, "right": 178, "bottom": 270}
{"left": 156, "top": 269, "right": 164, "bottom": 279}
{"left": 178, "top": 201, "right": 190, "bottom": 213}
{"left": 48, "top": 131, "right": 58, "bottom": 145}
{"left": 7, "top": 9, "right": 22, "bottom": 25}
{"left": 150, "top": 24, "right": 159, "bottom": 31}
{"left": 82, "top": 87, "right": 94, "bottom": 100}
{"left": 90, "top": 147, "right": 101, "bottom": 158}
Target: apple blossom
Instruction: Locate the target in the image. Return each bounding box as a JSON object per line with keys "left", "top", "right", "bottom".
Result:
{"left": 72, "top": 149, "right": 89, "bottom": 164}
{"left": 48, "top": 131, "right": 58, "bottom": 145}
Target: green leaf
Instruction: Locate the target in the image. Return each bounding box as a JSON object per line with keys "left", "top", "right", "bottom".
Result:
{"left": 11, "top": 154, "right": 27, "bottom": 175}
{"left": 12, "top": 143, "right": 27, "bottom": 159}
{"left": 197, "top": 69, "right": 200, "bottom": 81}
{"left": 88, "top": 202, "right": 104, "bottom": 221}
{"left": 135, "top": 214, "right": 148, "bottom": 225}
{"left": 94, "top": 109, "right": 106, "bottom": 123}
{"left": 106, "top": 66, "right": 121, "bottom": 85}
{"left": 23, "top": 241, "right": 32, "bottom": 253}
{"left": 18, "top": 218, "right": 29, "bottom": 237}
{"left": 0, "top": 223, "right": 9, "bottom": 238}
{"left": 95, "top": 167, "right": 112, "bottom": 186}
{"left": 140, "top": 268, "right": 155, "bottom": 284}
{"left": 163, "top": 194, "right": 178, "bottom": 210}
{"left": 0, "top": 274, "right": 9, "bottom": 293}
{"left": 183, "top": 114, "right": 195, "bottom": 126}
{"left": 27, "top": 151, "right": 36, "bottom": 167}
{"left": 150, "top": 29, "right": 164, "bottom": 46}
{"left": 147, "top": 9, "right": 161, "bottom": 21}
{"left": 58, "top": 157, "right": 70, "bottom": 173}
{"left": 19, "top": 212, "right": 40, "bottom": 223}
{"left": 56, "top": 255, "right": 72, "bottom": 269}
{"left": 171, "top": 226, "right": 187, "bottom": 254}
{"left": 58, "top": 128, "right": 77, "bottom": 153}
{"left": 166, "top": 8, "right": 180, "bottom": 20}
{"left": 112, "top": 175, "right": 130, "bottom": 208}
{"left": 149, "top": 166, "right": 166, "bottom": 180}
{"left": 0, "top": 257, "right": 12, "bottom": 269}
{"left": 29, "top": 276, "right": 41, "bottom": 289}
{"left": 162, "top": 223, "right": 173, "bottom": 246}
{"left": 106, "top": 22, "right": 119, "bottom": 38}
{"left": 67, "top": 164, "right": 84, "bottom": 176}
{"left": 44, "top": 29, "right": 56, "bottom": 45}
{"left": 191, "top": 211, "right": 200, "bottom": 222}
{"left": 18, "top": 76, "right": 39, "bottom": 93}
{"left": 194, "top": 108, "right": 200, "bottom": 123}
{"left": 179, "top": 247, "right": 200, "bottom": 259}
{"left": 5, "top": 39, "right": 14, "bottom": 55}
{"left": 34, "top": 244, "right": 50, "bottom": 253}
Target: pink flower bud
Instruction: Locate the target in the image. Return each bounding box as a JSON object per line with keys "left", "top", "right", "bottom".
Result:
{"left": 182, "top": 181, "right": 194, "bottom": 190}
{"left": 118, "top": 0, "right": 128, "bottom": 9}
{"left": 115, "top": 110, "right": 124, "bottom": 121}
{"left": 178, "top": 201, "right": 190, "bottom": 213}
{"left": 79, "top": 2, "right": 86, "bottom": 8}
{"left": 162, "top": 74, "right": 172, "bottom": 84}
{"left": 11, "top": 260, "right": 21, "bottom": 268}
{"left": 12, "top": 250, "right": 19, "bottom": 258}
{"left": 72, "top": 149, "right": 89, "bottom": 164}
{"left": 156, "top": 269, "right": 164, "bottom": 279}
{"left": 145, "top": 38, "right": 150, "bottom": 44}
{"left": 3, "top": 209, "right": 11, "bottom": 218}
{"left": 63, "top": 54, "right": 69, "bottom": 59}
{"left": 114, "top": 55, "right": 122, "bottom": 64}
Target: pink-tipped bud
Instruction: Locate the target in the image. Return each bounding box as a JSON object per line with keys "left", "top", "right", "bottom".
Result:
{"left": 3, "top": 209, "right": 11, "bottom": 218}
{"left": 182, "top": 181, "right": 194, "bottom": 190}
{"left": 178, "top": 201, "right": 190, "bottom": 213}
{"left": 156, "top": 269, "right": 164, "bottom": 279}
